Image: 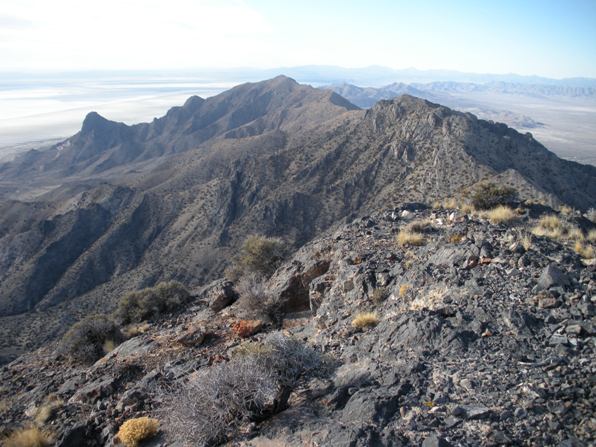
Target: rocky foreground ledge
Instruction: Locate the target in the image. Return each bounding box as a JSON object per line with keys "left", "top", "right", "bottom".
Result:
{"left": 1, "top": 204, "right": 594, "bottom": 446}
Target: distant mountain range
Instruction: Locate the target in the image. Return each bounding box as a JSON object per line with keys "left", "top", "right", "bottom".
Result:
{"left": 0, "top": 76, "right": 594, "bottom": 362}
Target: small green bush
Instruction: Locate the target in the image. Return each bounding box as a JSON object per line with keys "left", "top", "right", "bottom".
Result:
{"left": 116, "top": 281, "right": 191, "bottom": 324}
{"left": 471, "top": 183, "right": 518, "bottom": 210}
{"left": 236, "top": 235, "right": 288, "bottom": 278}
{"left": 58, "top": 315, "right": 123, "bottom": 364}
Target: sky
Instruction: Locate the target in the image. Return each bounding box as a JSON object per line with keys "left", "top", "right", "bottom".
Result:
{"left": 0, "top": 0, "right": 595, "bottom": 78}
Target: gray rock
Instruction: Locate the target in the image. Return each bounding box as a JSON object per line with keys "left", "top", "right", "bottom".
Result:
{"left": 535, "top": 264, "right": 570, "bottom": 291}
{"left": 423, "top": 434, "right": 452, "bottom": 447}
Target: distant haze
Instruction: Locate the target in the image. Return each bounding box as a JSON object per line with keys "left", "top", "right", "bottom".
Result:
{"left": 1, "top": 0, "right": 595, "bottom": 78}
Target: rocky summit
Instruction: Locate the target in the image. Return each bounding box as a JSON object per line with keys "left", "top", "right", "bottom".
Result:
{"left": 0, "top": 203, "right": 594, "bottom": 446}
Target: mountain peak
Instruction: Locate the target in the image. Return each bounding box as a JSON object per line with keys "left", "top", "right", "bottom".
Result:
{"left": 182, "top": 95, "right": 204, "bottom": 111}
{"left": 81, "top": 111, "right": 115, "bottom": 134}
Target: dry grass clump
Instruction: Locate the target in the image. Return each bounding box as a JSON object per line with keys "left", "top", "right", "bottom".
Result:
{"left": 442, "top": 197, "right": 458, "bottom": 209}
{"left": 531, "top": 215, "right": 587, "bottom": 243}
{"left": 116, "top": 281, "right": 191, "bottom": 324}
{"left": 3, "top": 427, "right": 53, "bottom": 447}
{"left": 458, "top": 203, "right": 475, "bottom": 214}
{"left": 351, "top": 312, "right": 379, "bottom": 329}
{"left": 574, "top": 241, "right": 595, "bottom": 260}
{"left": 116, "top": 417, "right": 159, "bottom": 447}
{"left": 123, "top": 322, "right": 151, "bottom": 338}
{"left": 588, "top": 229, "right": 596, "bottom": 242}
{"left": 447, "top": 233, "right": 464, "bottom": 244}
{"left": 482, "top": 206, "right": 517, "bottom": 224}
{"left": 406, "top": 219, "right": 432, "bottom": 233}
{"left": 34, "top": 396, "right": 63, "bottom": 425}
{"left": 531, "top": 214, "right": 564, "bottom": 239}
{"left": 521, "top": 233, "right": 533, "bottom": 251}
{"left": 559, "top": 205, "right": 574, "bottom": 215}
{"left": 399, "top": 284, "right": 411, "bottom": 297}
{"left": 397, "top": 230, "right": 426, "bottom": 246}
{"left": 58, "top": 315, "right": 123, "bottom": 364}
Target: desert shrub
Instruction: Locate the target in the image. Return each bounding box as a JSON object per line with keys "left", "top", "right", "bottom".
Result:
{"left": 3, "top": 427, "right": 53, "bottom": 447}
{"left": 116, "top": 281, "right": 191, "bottom": 324}
{"left": 58, "top": 315, "right": 123, "bottom": 364}
{"left": 162, "top": 332, "right": 326, "bottom": 445}
{"left": 351, "top": 312, "right": 379, "bottom": 329}
{"left": 234, "top": 273, "right": 278, "bottom": 319}
{"left": 396, "top": 230, "right": 426, "bottom": 246}
{"left": 116, "top": 417, "right": 159, "bottom": 447}
{"left": 471, "top": 183, "right": 517, "bottom": 210}
{"left": 235, "top": 235, "right": 288, "bottom": 278}
{"left": 482, "top": 205, "right": 517, "bottom": 224}
{"left": 371, "top": 287, "right": 388, "bottom": 305}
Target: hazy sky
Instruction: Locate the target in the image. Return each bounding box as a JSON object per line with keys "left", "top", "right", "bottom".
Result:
{"left": 1, "top": 0, "right": 595, "bottom": 77}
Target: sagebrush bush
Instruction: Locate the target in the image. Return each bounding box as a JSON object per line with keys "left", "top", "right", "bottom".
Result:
{"left": 116, "top": 281, "right": 191, "bottom": 324}
{"left": 471, "top": 183, "right": 517, "bottom": 210}
{"left": 3, "top": 427, "right": 53, "bottom": 447}
{"left": 58, "top": 315, "right": 123, "bottom": 364}
{"left": 234, "top": 273, "right": 278, "bottom": 319}
{"left": 162, "top": 332, "right": 327, "bottom": 445}
{"left": 235, "top": 235, "right": 288, "bottom": 278}
{"left": 116, "top": 417, "right": 159, "bottom": 447}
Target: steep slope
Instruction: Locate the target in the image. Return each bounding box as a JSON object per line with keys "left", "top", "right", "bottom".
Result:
{"left": 0, "top": 79, "right": 594, "bottom": 362}
{"left": 0, "top": 205, "right": 594, "bottom": 446}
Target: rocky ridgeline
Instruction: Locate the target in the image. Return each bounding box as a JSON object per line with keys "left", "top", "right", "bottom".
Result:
{"left": 0, "top": 204, "right": 594, "bottom": 446}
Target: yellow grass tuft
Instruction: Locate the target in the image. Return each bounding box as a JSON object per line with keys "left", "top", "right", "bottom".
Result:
{"left": 567, "top": 226, "right": 584, "bottom": 242}
{"left": 458, "top": 203, "right": 475, "bottom": 214}
{"left": 351, "top": 312, "right": 379, "bottom": 329}
{"left": 520, "top": 234, "right": 532, "bottom": 251}
{"left": 443, "top": 197, "right": 458, "bottom": 209}
{"left": 116, "top": 417, "right": 159, "bottom": 447}
{"left": 559, "top": 205, "right": 574, "bottom": 216}
{"left": 588, "top": 229, "right": 596, "bottom": 243}
{"left": 447, "top": 233, "right": 464, "bottom": 244}
{"left": 4, "top": 427, "right": 53, "bottom": 447}
{"left": 482, "top": 206, "right": 517, "bottom": 224}
{"left": 574, "top": 241, "right": 595, "bottom": 260}
{"left": 399, "top": 284, "right": 411, "bottom": 297}
{"left": 531, "top": 214, "right": 564, "bottom": 239}
{"left": 397, "top": 230, "right": 426, "bottom": 246}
